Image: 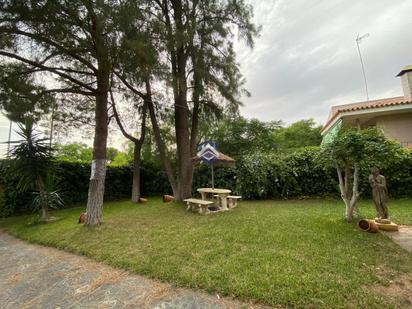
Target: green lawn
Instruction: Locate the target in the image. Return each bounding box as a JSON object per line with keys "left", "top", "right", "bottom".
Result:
{"left": 1, "top": 198, "right": 412, "bottom": 308}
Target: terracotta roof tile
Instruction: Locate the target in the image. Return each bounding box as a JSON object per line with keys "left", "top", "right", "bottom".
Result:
{"left": 321, "top": 96, "right": 412, "bottom": 133}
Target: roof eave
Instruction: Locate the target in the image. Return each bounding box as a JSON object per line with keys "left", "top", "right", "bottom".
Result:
{"left": 321, "top": 102, "right": 412, "bottom": 135}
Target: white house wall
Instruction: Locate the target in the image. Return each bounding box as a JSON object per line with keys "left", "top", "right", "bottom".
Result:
{"left": 375, "top": 112, "right": 412, "bottom": 146}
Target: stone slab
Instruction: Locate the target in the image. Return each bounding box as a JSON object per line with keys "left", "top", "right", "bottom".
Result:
{"left": 0, "top": 231, "right": 268, "bottom": 309}
{"left": 381, "top": 225, "right": 412, "bottom": 253}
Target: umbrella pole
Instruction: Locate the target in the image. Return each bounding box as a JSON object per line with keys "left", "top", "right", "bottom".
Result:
{"left": 211, "top": 162, "right": 214, "bottom": 189}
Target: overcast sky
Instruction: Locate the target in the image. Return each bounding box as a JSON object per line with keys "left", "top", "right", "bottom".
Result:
{"left": 237, "top": 0, "right": 412, "bottom": 123}
{"left": 1, "top": 0, "right": 412, "bottom": 155}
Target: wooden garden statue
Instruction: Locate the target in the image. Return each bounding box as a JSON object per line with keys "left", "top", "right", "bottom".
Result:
{"left": 369, "top": 167, "right": 389, "bottom": 220}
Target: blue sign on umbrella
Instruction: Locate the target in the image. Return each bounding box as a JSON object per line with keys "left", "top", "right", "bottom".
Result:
{"left": 197, "top": 141, "right": 219, "bottom": 164}
{"left": 197, "top": 141, "right": 219, "bottom": 188}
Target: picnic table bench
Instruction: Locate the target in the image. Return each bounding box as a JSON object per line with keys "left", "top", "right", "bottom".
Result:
{"left": 184, "top": 198, "right": 214, "bottom": 215}
{"left": 198, "top": 188, "right": 231, "bottom": 210}
{"left": 213, "top": 193, "right": 242, "bottom": 209}
{"left": 227, "top": 195, "right": 242, "bottom": 208}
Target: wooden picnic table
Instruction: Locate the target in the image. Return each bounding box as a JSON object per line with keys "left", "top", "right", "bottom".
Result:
{"left": 197, "top": 188, "right": 231, "bottom": 211}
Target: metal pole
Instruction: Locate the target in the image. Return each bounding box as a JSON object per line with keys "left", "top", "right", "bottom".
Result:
{"left": 356, "top": 34, "right": 369, "bottom": 101}
{"left": 211, "top": 162, "right": 214, "bottom": 189}
{"left": 7, "top": 120, "right": 12, "bottom": 158}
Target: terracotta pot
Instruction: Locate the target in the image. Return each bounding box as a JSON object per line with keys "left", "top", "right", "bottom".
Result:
{"left": 78, "top": 212, "right": 87, "bottom": 224}
{"left": 139, "top": 198, "right": 148, "bottom": 203}
{"left": 163, "top": 195, "right": 174, "bottom": 203}
{"left": 358, "top": 219, "right": 379, "bottom": 233}
{"left": 375, "top": 221, "right": 399, "bottom": 231}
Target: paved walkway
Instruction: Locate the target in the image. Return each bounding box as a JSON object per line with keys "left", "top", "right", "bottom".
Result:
{"left": 382, "top": 225, "right": 412, "bottom": 253}
{"left": 0, "top": 232, "right": 267, "bottom": 309}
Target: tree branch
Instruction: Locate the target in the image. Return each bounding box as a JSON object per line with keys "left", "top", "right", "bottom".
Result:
{"left": 0, "top": 27, "right": 98, "bottom": 73}
{"left": 109, "top": 90, "right": 138, "bottom": 143}
{"left": 0, "top": 50, "right": 97, "bottom": 93}
{"left": 113, "top": 71, "right": 146, "bottom": 99}
{"left": 41, "top": 88, "right": 95, "bottom": 96}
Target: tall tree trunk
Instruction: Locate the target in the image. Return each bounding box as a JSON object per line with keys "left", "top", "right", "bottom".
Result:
{"left": 85, "top": 9, "right": 110, "bottom": 226}
{"left": 85, "top": 88, "right": 108, "bottom": 226}
{"left": 132, "top": 141, "right": 142, "bottom": 203}
{"left": 174, "top": 92, "right": 193, "bottom": 200}
{"left": 163, "top": 0, "right": 193, "bottom": 201}
{"left": 174, "top": 30, "right": 193, "bottom": 199}
{"left": 85, "top": 55, "right": 109, "bottom": 225}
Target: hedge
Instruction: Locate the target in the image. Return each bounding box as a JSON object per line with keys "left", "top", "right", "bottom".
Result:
{"left": 0, "top": 160, "right": 171, "bottom": 217}
{"left": 1, "top": 146, "right": 411, "bottom": 216}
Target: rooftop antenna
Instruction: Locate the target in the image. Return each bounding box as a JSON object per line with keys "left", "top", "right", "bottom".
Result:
{"left": 356, "top": 33, "right": 370, "bottom": 101}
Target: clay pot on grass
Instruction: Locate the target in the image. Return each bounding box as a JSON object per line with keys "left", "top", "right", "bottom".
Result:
{"left": 358, "top": 219, "right": 379, "bottom": 233}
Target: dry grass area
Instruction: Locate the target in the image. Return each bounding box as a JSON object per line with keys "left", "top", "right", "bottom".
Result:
{"left": 366, "top": 268, "right": 412, "bottom": 308}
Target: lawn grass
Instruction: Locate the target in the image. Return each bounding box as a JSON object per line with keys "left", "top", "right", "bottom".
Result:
{"left": 1, "top": 198, "right": 412, "bottom": 308}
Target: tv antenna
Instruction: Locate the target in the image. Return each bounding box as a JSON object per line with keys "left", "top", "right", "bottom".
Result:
{"left": 356, "top": 33, "right": 370, "bottom": 101}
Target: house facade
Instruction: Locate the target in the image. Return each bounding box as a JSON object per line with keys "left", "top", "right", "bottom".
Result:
{"left": 321, "top": 65, "right": 412, "bottom": 146}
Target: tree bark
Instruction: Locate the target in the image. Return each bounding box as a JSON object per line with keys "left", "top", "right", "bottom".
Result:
{"left": 85, "top": 68, "right": 109, "bottom": 225}
{"left": 39, "top": 190, "right": 49, "bottom": 222}
{"left": 174, "top": 92, "right": 193, "bottom": 200}
{"left": 131, "top": 141, "right": 142, "bottom": 203}
{"left": 41, "top": 206, "right": 49, "bottom": 221}
{"left": 190, "top": 99, "right": 200, "bottom": 156}
{"left": 84, "top": 6, "right": 111, "bottom": 225}
{"left": 348, "top": 164, "right": 360, "bottom": 222}
{"left": 336, "top": 163, "right": 360, "bottom": 222}
{"left": 172, "top": 1, "right": 193, "bottom": 201}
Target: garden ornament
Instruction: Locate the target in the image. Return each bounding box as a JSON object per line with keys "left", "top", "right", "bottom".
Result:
{"left": 369, "top": 167, "right": 389, "bottom": 221}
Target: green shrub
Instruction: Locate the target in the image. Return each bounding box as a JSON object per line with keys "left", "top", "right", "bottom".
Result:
{"left": 0, "top": 160, "right": 170, "bottom": 216}
{"left": 364, "top": 147, "right": 412, "bottom": 198}
{"left": 236, "top": 153, "right": 281, "bottom": 199}
{"left": 1, "top": 145, "right": 411, "bottom": 217}
{"left": 0, "top": 184, "right": 7, "bottom": 217}
{"left": 235, "top": 148, "right": 338, "bottom": 199}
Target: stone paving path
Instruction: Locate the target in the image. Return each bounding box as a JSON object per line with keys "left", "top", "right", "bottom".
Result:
{"left": 0, "top": 232, "right": 268, "bottom": 309}
{"left": 382, "top": 225, "right": 412, "bottom": 253}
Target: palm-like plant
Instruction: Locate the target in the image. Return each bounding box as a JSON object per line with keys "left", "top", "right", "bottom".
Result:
{"left": 9, "top": 118, "right": 60, "bottom": 221}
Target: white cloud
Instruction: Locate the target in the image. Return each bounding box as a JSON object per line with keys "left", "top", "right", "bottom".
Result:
{"left": 237, "top": 0, "right": 412, "bottom": 124}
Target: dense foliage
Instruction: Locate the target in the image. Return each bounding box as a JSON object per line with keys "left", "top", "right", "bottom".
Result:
{"left": 0, "top": 160, "right": 170, "bottom": 217}
{"left": 272, "top": 119, "right": 323, "bottom": 152}
{"left": 205, "top": 117, "right": 322, "bottom": 159}
{"left": 1, "top": 143, "right": 411, "bottom": 217}
{"left": 55, "top": 143, "right": 128, "bottom": 165}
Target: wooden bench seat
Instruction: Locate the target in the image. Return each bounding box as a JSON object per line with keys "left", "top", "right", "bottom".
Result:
{"left": 184, "top": 198, "right": 214, "bottom": 215}
{"left": 227, "top": 195, "right": 242, "bottom": 208}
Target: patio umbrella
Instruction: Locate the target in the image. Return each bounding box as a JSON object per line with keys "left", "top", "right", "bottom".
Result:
{"left": 192, "top": 141, "right": 235, "bottom": 189}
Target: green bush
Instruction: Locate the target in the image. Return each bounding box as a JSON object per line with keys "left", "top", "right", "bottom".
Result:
{"left": 366, "top": 147, "right": 412, "bottom": 198}
{"left": 0, "top": 160, "right": 170, "bottom": 216}
{"left": 1, "top": 146, "right": 411, "bottom": 217}
{"left": 236, "top": 153, "right": 280, "bottom": 199}
{"left": 0, "top": 184, "right": 7, "bottom": 217}
{"left": 235, "top": 148, "right": 338, "bottom": 199}
{"left": 0, "top": 159, "right": 32, "bottom": 216}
